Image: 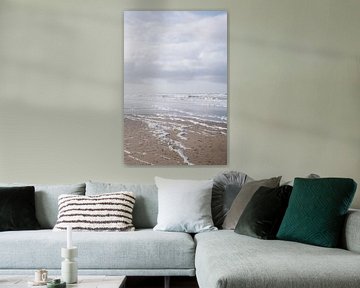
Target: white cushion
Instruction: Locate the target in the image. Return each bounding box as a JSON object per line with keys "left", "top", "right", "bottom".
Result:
{"left": 153, "top": 177, "right": 217, "bottom": 233}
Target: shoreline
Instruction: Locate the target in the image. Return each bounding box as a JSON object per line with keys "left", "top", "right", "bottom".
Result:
{"left": 124, "top": 114, "right": 227, "bottom": 165}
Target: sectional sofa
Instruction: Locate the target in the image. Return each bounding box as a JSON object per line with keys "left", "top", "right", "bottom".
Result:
{"left": 0, "top": 180, "right": 360, "bottom": 288}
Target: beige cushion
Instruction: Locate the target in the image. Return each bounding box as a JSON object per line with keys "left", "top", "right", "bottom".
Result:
{"left": 222, "top": 176, "right": 281, "bottom": 229}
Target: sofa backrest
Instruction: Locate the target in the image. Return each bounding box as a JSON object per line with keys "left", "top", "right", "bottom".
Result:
{"left": 86, "top": 181, "right": 158, "bottom": 229}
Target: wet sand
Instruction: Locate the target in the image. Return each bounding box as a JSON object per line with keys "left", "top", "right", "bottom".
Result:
{"left": 124, "top": 115, "right": 227, "bottom": 165}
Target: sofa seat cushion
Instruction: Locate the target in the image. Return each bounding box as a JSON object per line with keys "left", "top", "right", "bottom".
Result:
{"left": 195, "top": 230, "right": 360, "bottom": 288}
{"left": 0, "top": 229, "right": 195, "bottom": 271}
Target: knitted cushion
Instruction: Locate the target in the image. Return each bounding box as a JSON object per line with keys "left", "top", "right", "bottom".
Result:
{"left": 53, "top": 192, "right": 136, "bottom": 232}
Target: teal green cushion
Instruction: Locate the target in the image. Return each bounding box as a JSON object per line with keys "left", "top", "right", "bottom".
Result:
{"left": 277, "top": 178, "right": 357, "bottom": 247}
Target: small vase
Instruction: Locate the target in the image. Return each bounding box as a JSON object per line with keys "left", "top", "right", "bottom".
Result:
{"left": 61, "top": 247, "right": 78, "bottom": 284}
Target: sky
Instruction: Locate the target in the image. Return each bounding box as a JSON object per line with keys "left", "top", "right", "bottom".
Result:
{"left": 124, "top": 11, "right": 227, "bottom": 95}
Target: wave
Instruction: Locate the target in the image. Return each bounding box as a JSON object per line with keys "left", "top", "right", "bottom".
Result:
{"left": 124, "top": 94, "right": 227, "bottom": 123}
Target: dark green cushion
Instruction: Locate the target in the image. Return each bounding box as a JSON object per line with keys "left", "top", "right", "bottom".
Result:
{"left": 0, "top": 186, "right": 41, "bottom": 231}
{"left": 235, "top": 185, "right": 292, "bottom": 239}
{"left": 277, "top": 178, "right": 357, "bottom": 247}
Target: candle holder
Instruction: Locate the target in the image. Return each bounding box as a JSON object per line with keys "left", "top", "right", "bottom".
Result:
{"left": 61, "top": 247, "right": 78, "bottom": 284}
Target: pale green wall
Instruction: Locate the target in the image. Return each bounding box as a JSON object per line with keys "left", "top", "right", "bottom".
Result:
{"left": 0, "top": 0, "right": 359, "bottom": 207}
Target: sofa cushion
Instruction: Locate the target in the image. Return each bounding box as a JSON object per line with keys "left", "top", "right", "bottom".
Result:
{"left": 0, "top": 183, "right": 86, "bottom": 229}
{"left": 234, "top": 185, "right": 292, "bottom": 239}
{"left": 86, "top": 181, "right": 158, "bottom": 229}
{"left": 53, "top": 192, "right": 136, "bottom": 232}
{"left": 195, "top": 230, "right": 360, "bottom": 288}
{"left": 0, "top": 229, "right": 195, "bottom": 272}
{"left": 212, "top": 171, "right": 249, "bottom": 228}
{"left": 222, "top": 176, "right": 281, "bottom": 229}
{"left": 153, "top": 177, "right": 216, "bottom": 233}
{"left": 277, "top": 178, "right": 357, "bottom": 247}
{"left": 0, "top": 186, "right": 40, "bottom": 231}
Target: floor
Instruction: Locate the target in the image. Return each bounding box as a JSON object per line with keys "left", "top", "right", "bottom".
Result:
{"left": 126, "top": 276, "right": 199, "bottom": 288}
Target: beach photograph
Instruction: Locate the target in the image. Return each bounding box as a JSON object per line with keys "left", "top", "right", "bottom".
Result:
{"left": 124, "top": 11, "right": 227, "bottom": 165}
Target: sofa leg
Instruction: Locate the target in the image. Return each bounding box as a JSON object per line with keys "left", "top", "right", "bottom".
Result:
{"left": 164, "top": 276, "right": 170, "bottom": 288}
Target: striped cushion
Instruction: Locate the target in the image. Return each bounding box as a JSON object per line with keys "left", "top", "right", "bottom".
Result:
{"left": 53, "top": 192, "right": 136, "bottom": 232}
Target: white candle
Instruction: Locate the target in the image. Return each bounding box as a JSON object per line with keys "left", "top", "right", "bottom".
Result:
{"left": 67, "top": 225, "right": 72, "bottom": 249}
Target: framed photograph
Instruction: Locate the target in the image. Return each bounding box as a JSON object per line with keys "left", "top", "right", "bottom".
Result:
{"left": 124, "top": 11, "right": 227, "bottom": 165}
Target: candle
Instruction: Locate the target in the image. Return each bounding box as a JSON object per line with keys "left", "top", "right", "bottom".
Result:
{"left": 67, "top": 225, "right": 72, "bottom": 249}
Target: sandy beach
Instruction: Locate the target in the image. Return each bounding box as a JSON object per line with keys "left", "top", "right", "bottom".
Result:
{"left": 124, "top": 115, "right": 227, "bottom": 165}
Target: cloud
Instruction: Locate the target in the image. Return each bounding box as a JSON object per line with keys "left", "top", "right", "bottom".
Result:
{"left": 124, "top": 11, "right": 227, "bottom": 93}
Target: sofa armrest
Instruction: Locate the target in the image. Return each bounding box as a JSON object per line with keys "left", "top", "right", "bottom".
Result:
{"left": 342, "top": 209, "right": 360, "bottom": 253}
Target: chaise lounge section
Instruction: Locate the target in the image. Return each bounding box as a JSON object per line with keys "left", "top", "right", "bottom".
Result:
{"left": 195, "top": 213, "right": 360, "bottom": 288}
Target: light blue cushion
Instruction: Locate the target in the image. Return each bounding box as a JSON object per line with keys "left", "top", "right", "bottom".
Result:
{"left": 153, "top": 177, "right": 217, "bottom": 233}
{"left": 85, "top": 181, "right": 158, "bottom": 228}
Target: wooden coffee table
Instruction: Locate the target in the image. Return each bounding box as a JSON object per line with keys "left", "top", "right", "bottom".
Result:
{"left": 0, "top": 275, "right": 126, "bottom": 288}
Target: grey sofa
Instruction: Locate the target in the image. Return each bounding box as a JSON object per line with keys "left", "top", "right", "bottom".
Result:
{"left": 0, "top": 181, "right": 360, "bottom": 288}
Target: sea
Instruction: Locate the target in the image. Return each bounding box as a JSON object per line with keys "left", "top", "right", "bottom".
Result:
{"left": 124, "top": 93, "right": 227, "bottom": 122}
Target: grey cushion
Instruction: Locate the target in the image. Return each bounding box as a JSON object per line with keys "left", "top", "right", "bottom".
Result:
{"left": 0, "top": 229, "right": 195, "bottom": 271}
{"left": 222, "top": 177, "right": 281, "bottom": 229}
{"left": 195, "top": 230, "right": 360, "bottom": 288}
{"left": 342, "top": 209, "right": 360, "bottom": 253}
{"left": 85, "top": 181, "right": 158, "bottom": 229}
{"left": 154, "top": 177, "right": 216, "bottom": 233}
{"left": 211, "top": 171, "right": 249, "bottom": 228}
{"left": 0, "top": 183, "right": 85, "bottom": 228}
